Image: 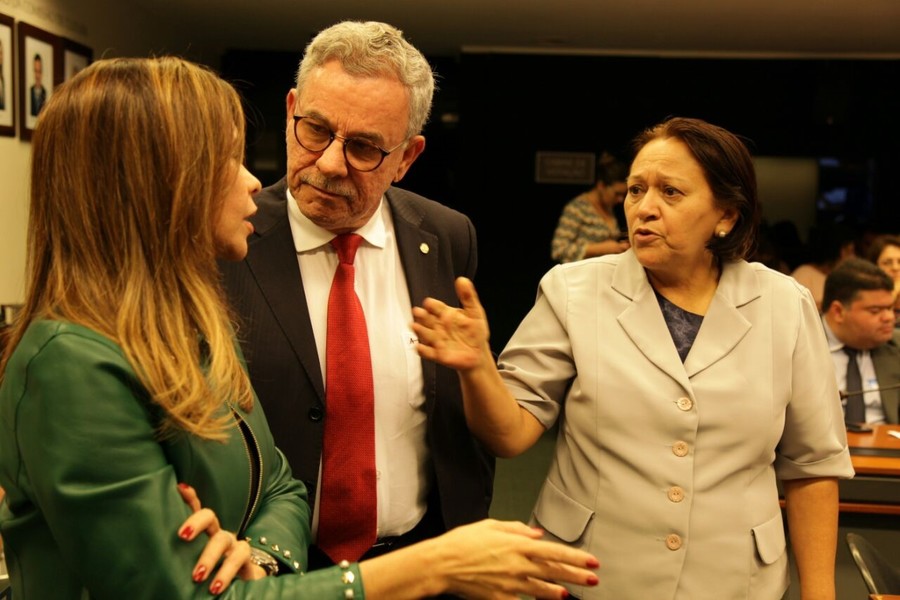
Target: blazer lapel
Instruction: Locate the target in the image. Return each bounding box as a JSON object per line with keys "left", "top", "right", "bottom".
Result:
{"left": 614, "top": 254, "right": 757, "bottom": 386}
{"left": 683, "top": 261, "right": 756, "bottom": 377}
{"left": 614, "top": 252, "right": 692, "bottom": 391}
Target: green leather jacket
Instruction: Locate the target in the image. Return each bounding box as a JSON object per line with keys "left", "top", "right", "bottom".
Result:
{"left": 0, "top": 320, "right": 365, "bottom": 599}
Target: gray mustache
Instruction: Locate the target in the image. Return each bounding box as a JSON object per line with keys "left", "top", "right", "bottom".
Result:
{"left": 301, "top": 175, "right": 354, "bottom": 199}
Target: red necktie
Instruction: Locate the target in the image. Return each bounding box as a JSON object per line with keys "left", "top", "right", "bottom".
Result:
{"left": 318, "top": 233, "right": 377, "bottom": 563}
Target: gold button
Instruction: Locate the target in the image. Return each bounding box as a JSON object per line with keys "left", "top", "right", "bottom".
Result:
{"left": 672, "top": 441, "right": 689, "bottom": 457}
{"left": 419, "top": 243, "right": 430, "bottom": 254}
{"left": 676, "top": 397, "right": 693, "bottom": 411}
{"left": 666, "top": 534, "right": 682, "bottom": 550}
{"left": 667, "top": 486, "right": 685, "bottom": 502}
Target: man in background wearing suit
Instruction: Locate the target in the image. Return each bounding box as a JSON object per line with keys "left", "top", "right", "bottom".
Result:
{"left": 822, "top": 257, "right": 900, "bottom": 424}
{"left": 219, "top": 21, "right": 494, "bottom": 576}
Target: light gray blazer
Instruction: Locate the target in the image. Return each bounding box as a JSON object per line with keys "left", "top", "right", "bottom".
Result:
{"left": 498, "top": 250, "right": 854, "bottom": 600}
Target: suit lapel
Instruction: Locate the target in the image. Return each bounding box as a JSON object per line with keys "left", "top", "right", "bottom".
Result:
{"left": 873, "top": 338, "right": 900, "bottom": 423}
{"left": 389, "top": 189, "right": 438, "bottom": 306}
{"left": 388, "top": 189, "right": 440, "bottom": 411}
{"left": 246, "top": 192, "right": 326, "bottom": 401}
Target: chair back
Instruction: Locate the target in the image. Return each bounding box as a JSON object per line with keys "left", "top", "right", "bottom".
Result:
{"left": 846, "top": 532, "right": 900, "bottom": 594}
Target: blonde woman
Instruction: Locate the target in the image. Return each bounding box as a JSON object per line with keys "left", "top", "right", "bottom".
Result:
{"left": 0, "top": 57, "right": 598, "bottom": 600}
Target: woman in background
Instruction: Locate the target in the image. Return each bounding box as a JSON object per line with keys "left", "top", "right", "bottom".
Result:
{"left": 790, "top": 222, "right": 857, "bottom": 312}
{"left": 550, "top": 152, "right": 630, "bottom": 263}
{"left": 866, "top": 233, "right": 900, "bottom": 327}
{"left": 0, "top": 56, "right": 598, "bottom": 600}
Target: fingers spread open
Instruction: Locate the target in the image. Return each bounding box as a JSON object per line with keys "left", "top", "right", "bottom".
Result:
{"left": 206, "top": 537, "right": 252, "bottom": 595}
{"left": 178, "top": 507, "right": 222, "bottom": 543}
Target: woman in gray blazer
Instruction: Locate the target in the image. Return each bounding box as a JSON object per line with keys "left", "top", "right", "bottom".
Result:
{"left": 414, "top": 117, "right": 854, "bottom": 600}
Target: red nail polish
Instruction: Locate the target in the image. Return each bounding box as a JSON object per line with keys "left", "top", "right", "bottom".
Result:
{"left": 587, "top": 575, "right": 599, "bottom": 586}
{"left": 192, "top": 565, "right": 207, "bottom": 582}
{"left": 210, "top": 580, "right": 223, "bottom": 595}
{"left": 178, "top": 482, "right": 190, "bottom": 490}
{"left": 560, "top": 590, "right": 570, "bottom": 599}
{"left": 179, "top": 525, "right": 194, "bottom": 540}
{"left": 586, "top": 557, "right": 600, "bottom": 568}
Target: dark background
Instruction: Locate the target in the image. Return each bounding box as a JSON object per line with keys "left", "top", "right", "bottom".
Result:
{"left": 223, "top": 50, "right": 900, "bottom": 350}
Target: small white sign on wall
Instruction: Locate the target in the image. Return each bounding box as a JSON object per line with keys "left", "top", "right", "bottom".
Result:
{"left": 535, "top": 151, "right": 596, "bottom": 185}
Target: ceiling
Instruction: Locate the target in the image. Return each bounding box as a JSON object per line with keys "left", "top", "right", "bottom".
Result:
{"left": 132, "top": 0, "right": 900, "bottom": 59}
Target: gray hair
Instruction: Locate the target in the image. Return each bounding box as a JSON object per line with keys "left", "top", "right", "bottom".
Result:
{"left": 295, "top": 21, "right": 435, "bottom": 138}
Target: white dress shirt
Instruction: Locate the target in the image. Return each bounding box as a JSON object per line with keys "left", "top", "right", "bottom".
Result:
{"left": 287, "top": 190, "right": 428, "bottom": 538}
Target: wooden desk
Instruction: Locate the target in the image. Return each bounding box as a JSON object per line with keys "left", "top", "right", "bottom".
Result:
{"left": 870, "top": 595, "right": 900, "bottom": 600}
{"left": 843, "top": 424, "right": 900, "bottom": 514}
{"left": 849, "top": 425, "right": 900, "bottom": 476}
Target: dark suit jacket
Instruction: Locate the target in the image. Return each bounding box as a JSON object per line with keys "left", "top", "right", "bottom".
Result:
{"left": 30, "top": 85, "right": 45, "bottom": 116}
{"left": 219, "top": 178, "right": 494, "bottom": 531}
{"left": 873, "top": 330, "right": 900, "bottom": 423}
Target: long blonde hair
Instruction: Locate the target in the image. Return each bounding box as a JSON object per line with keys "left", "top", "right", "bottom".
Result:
{"left": 1, "top": 56, "right": 254, "bottom": 440}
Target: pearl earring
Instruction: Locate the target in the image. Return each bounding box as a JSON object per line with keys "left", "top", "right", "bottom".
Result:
{"left": 717, "top": 230, "right": 727, "bottom": 238}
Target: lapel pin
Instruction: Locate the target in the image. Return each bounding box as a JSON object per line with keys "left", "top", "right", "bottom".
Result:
{"left": 419, "top": 243, "right": 430, "bottom": 255}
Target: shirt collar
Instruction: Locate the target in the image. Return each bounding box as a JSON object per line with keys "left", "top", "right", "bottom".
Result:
{"left": 822, "top": 315, "right": 858, "bottom": 353}
{"left": 285, "top": 187, "right": 387, "bottom": 253}
{"left": 822, "top": 317, "right": 842, "bottom": 352}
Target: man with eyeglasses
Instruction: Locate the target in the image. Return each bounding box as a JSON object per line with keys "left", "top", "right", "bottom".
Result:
{"left": 821, "top": 257, "right": 900, "bottom": 426}
{"left": 219, "top": 21, "right": 494, "bottom": 579}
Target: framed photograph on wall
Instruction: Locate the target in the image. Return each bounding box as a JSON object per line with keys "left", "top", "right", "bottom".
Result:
{"left": 17, "top": 21, "right": 58, "bottom": 141}
{"left": 0, "top": 13, "right": 14, "bottom": 137}
{"left": 59, "top": 38, "right": 91, "bottom": 84}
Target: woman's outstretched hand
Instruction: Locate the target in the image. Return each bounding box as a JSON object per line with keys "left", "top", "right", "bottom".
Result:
{"left": 412, "top": 276, "right": 491, "bottom": 371}
{"left": 361, "top": 518, "right": 600, "bottom": 600}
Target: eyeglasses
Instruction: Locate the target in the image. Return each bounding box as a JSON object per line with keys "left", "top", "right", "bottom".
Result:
{"left": 292, "top": 115, "right": 407, "bottom": 172}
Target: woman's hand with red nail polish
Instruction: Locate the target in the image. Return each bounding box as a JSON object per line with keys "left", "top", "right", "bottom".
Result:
{"left": 176, "top": 482, "right": 267, "bottom": 593}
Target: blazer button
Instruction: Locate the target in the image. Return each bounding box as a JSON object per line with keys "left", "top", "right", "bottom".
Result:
{"left": 675, "top": 397, "right": 693, "bottom": 411}
{"left": 672, "top": 441, "right": 689, "bottom": 457}
{"left": 665, "top": 534, "right": 682, "bottom": 550}
{"left": 308, "top": 407, "right": 324, "bottom": 421}
{"left": 667, "top": 486, "right": 685, "bottom": 503}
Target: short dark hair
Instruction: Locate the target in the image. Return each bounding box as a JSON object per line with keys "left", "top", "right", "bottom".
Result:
{"left": 596, "top": 152, "right": 627, "bottom": 186}
{"left": 866, "top": 234, "right": 900, "bottom": 264}
{"left": 822, "top": 257, "right": 894, "bottom": 310}
{"left": 631, "top": 116, "right": 760, "bottom": 263}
